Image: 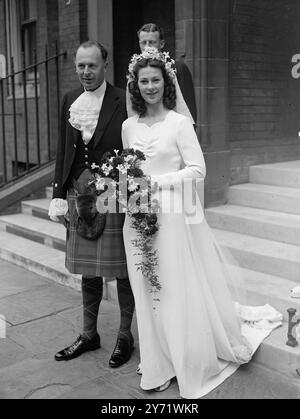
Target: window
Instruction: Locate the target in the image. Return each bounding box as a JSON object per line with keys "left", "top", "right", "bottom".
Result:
{"left": 5, "top": 0, "right": 38, "bottom": 97}
{"left": 5, "top": 0, "right": 37, "bottom": 70}
{"left": 20, "top": 0, "right": 37, "bottom": 67}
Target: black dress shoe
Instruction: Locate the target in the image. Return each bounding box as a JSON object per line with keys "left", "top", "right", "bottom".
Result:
{"left": 109, "top": 334, "right": 134, "bottom": 368}
{"left": 54, "top": 334, "right": 100, "bottom": 361}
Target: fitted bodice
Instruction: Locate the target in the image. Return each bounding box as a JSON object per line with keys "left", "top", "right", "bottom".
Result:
{"left": 123, "top": 111, "right": 185, "bottom": 176}
{"left": 122, "top": 110, "right": 206, "bottom": 187}
{"left": 122, "top": 110, "right": 206, "bottom": 221}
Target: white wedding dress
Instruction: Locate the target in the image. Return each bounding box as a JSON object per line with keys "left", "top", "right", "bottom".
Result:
{"left": 122, "top": 111, "right": 281, "bottom": 399}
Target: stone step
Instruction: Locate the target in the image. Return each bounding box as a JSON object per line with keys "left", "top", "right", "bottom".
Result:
{"left": 252, "top": 321, "right": 300, "bottom": 380}
{"left": 0, "top": 230, "right": 81, "bottom": 292}
{"left": 0, "top": 213, "right": 66, "bottom": 251}
{"left": 204, "top": 360, "right": 300, "bottom": 399}
{"left": 106, "top": 267, "right": 300, "bottom": 322}
{"left": 250, "top": 161, "right": 300, "bottom": 189}
{"left": 213, "top": 229, "right": 300, "bottom": 283}
{"left": 1, "top": 212, "right": 298, "bottom": 322}
{"left": 46, "top": 186, "right": 52, "bottom": 199}
{"left": 228, "top": 183, "right": 300, "bottom": 215}
{"left": 106, "top": 273, "right": 300, "bottom": 381}
{"left": 22, "top": 198, "right": 51, "bottom": 220}
{"left": 233, "top": 267, "right": 300, "bottom": 321}
{"left": 206, "top": 205, "right": 300, "bottom": 246}
{"left": 2, "top": 200, "right": 299, "bottom": 385}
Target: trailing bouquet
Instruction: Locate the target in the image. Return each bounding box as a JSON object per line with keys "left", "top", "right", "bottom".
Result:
{"left": 89, "top": 149, "right": 161, "bottom": 293}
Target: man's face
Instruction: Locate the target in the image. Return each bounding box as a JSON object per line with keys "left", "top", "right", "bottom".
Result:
{"left": 75, "top": 46, "right": 107, "bottom": 91}
{"left": 138, "top": 31, "right": 165, "bottom": 52}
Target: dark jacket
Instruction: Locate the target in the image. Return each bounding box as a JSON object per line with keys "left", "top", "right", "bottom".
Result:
{"left": 175, "top": 61, "right": 197, "bottom": 124}
{"left": 52, "top": 82, "right": 127, "bottom": 199}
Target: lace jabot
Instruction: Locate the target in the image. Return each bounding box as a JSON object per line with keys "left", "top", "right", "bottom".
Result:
{"left": 69, "top": 81, "right": 106, "bottom": 145}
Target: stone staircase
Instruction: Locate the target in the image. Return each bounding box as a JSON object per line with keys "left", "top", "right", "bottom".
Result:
{"left": 0, "top": 160, "right": 300, "bottom": 394}
{"left": 205, "top": 160, "right": 300, "bottom": 389}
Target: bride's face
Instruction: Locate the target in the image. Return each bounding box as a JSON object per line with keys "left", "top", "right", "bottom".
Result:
{"left": 138, "top": 66, "right": 165, "bottom": 106}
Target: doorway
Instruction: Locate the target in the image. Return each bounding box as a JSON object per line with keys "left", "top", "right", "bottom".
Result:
{"left": 113, "top": 0, "right": 175, "bottom": 88}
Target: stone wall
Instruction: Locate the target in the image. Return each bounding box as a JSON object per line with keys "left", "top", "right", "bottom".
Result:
{"left": 229, "top": 0, "right": 300, "bottom": 183}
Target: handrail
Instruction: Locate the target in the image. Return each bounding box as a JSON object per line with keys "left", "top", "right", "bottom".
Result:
{"left": 0, "top": 42, "right": 66, "bottom": 190}
{"left": 0, "top": 51, "right": 67, "bottom": 80}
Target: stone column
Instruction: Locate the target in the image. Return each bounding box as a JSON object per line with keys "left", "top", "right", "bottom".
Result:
{"left": 175, "top": 0, "right": 230, "bottom": 206}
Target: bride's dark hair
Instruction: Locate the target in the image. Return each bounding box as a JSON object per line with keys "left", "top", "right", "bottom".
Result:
{"left": 128, "top": 58, "right": 176, "bottom": 117}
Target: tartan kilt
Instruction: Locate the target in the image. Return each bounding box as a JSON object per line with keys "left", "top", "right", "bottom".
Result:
{"left": 65, "top": 187, "right": 128, "bottom": 278}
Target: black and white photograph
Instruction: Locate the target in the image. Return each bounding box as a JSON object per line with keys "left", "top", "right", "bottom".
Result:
{"left": 0, "top": 0, "right": 300, "bottom": 403}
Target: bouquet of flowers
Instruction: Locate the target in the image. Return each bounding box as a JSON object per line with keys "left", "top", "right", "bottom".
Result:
{"left": 89, "top": 149, "right": 161, "bottom": 293}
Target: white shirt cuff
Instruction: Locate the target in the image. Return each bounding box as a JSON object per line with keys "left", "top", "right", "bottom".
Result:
{"left": 48, "top": 199, "right": 68, "bottom": 222}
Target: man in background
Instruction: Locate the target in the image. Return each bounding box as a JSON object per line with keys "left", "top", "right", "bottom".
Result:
{"left": 137, "top": 23, "right": 197, "bottom": 124}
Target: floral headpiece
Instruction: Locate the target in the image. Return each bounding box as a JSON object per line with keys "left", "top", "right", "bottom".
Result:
{"left": 127, "top": 47, "right": 176, "bottom": 82}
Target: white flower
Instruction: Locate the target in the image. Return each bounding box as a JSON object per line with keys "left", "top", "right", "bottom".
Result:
{"left": 91, "top": 163, "right": 100, "bottom": 170}
{"left": 117, "top": 164, "right": 128, "bottom": 175}
{"left": 124, "top": 155, "right": 134, "bottom": 163}
{"left": 128, "top": 47, "right": 176, "bottom": 82}
{"left": 95, "top": 177, "right": 106, "bottom": 191}
{"left": 128, "top": 179, "right": 140, "bottom": 192}
{"left": 114, "top": 149, "right": 119, "bottom": 156}
{"left": 128, "top": 183, "right": 139, "bottom": 192}
{"left": 101, "top": 163, "right": 113, "bottom": 176}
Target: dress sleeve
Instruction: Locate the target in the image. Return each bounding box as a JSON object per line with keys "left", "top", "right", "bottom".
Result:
{"left": 121, "top": 120, "right": 129, "bottom": 149}
{"left": 152, "top": 117, "right": 206, "bottom": 188}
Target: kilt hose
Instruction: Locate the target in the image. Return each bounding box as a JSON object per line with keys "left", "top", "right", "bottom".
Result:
{"left": 65, "top": 186, "right": 128, "bottom": 279}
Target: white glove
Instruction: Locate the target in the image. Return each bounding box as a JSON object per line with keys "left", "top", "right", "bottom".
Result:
{"left": 48, "top": 199, "right": 68, "bottom": 222}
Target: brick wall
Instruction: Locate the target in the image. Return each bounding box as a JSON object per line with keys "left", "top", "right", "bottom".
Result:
{"left": 79, "top": 0, "right": 88, "bottom": 44}
{"left": 0, "top": 0, "right": 54, "bottom": 179}
{"left": 229, "top": 0, "right": 300, "bottom": 183}
{"left": 58, "top": 0, "right": 82, "bottom": 96}
{"left": 57, "top": 0, "right": 88, "bottom": 97}
{"left": 0, "top": 0, "right": 88, "bottom": 182}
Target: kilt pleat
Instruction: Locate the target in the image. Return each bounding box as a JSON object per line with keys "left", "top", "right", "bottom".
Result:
{"left": 65, "top": 187, "right": 128, "bottom": 277}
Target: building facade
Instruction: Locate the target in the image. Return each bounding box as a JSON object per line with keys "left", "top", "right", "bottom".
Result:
{"left": 0, "top": 0, "right": 300, "bottom": 206}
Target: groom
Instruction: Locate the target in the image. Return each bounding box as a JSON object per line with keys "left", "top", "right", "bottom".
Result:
{"left": 49, "top": 41, "right": 135, "bottom": 368}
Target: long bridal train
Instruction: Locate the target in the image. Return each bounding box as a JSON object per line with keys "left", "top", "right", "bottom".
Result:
{"left": 122, "top": 111, "right": 282, "bottom": 399}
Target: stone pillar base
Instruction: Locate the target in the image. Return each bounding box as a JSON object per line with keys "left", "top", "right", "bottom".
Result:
{"left": 204, "top": 150, "right": 231, "bottom": 207}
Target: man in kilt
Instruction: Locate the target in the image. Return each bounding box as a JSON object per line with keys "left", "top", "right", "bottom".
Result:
{"left": 48, "top": 41, "right": 135, "bottom": 368}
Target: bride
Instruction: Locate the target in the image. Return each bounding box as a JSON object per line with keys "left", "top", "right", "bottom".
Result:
{"left": 122, "top": 47, "right": 279, "bottom": 399}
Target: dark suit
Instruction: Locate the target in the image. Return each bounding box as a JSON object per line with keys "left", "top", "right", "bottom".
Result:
{"left": 52, "top": 82, "right": 134, "bottom": 345}
{"left": 175, "top": 61, "right": 197, "bottom": 125}
{"left": 53, "top": 83, "right": 127, "bottom": 200}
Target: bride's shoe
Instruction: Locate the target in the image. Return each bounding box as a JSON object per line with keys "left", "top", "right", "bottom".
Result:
{"left": 154, "top": 379, "right": 171, "bottom": 392}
